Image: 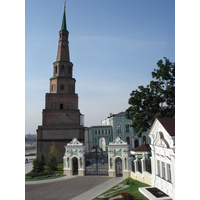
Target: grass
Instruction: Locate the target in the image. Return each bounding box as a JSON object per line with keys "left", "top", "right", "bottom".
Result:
{"left": 93, "top": 178, "right": 149, "bottom": 200}
{"left": 25, "top": 162, "right": 65, "bottom": 181}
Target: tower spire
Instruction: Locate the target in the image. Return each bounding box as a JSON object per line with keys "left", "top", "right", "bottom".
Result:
{"left": 61, "top": 2, "right": 67, "bottom": 31}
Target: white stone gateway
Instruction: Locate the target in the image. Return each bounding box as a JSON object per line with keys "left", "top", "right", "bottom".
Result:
{"left": 107, "top": 136, "right": 131, "bottom": 178}
{"left": 63, "top": 138, "right": 85, "bottom": 176}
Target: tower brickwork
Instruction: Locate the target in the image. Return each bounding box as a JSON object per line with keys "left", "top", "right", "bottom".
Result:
{"left": 37, "top": 6, "right": 84, "bottom": 163}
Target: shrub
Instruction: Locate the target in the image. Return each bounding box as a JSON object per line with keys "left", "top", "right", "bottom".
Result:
{"left": 48, "top": 141, "right": 58, "bottom": 171}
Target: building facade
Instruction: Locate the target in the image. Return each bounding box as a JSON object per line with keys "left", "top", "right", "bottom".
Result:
{"left": 84, "top": 126, "right": 113, "bottom": 152}
{"left": 36, "top": 6, "right": 84, "bottom": 163}
{"left": 101, "top": 112, "right": 150, "bottom": 149}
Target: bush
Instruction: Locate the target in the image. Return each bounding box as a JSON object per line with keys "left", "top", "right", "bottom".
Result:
{"left": 26, "top": 170, "right": 55, "bottom": 178}
{"left": 32, "top": 152, "right": 45, "bottom": 173}
{"left": 125, "top": 178, "right": 134, "bottom": 186}
{"left": 121, "top": 192, "right": 135, "bottom": 200}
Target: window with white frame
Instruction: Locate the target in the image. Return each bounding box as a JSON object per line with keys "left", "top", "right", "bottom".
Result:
{"left": 167, "top": 164, "right": 171, "bottom": 182}
{"left": 157, "top": 160, "right": 160, "bottom": 176}
{"left": 117, "top": 124, "right": 121, "bottom": 133}
{"left": 162, "top": 162, "right": 166, "bottom": 179}
{"left": 125, "top": 124, "right": 129, "bottom": 132}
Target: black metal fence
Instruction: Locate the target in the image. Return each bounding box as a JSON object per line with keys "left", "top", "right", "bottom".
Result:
{"left": 85, "top": 147, "right": 108, "bottom": 176}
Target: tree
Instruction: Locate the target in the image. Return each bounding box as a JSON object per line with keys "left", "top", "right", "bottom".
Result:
{"left": 126, "top": 57, "right": 175, "bottom": 136}
{"left": 48, "top": 141, "right": 58, "bottom": 171}
{"left": 32, "top": 152, "right": 45, "bottom": 173}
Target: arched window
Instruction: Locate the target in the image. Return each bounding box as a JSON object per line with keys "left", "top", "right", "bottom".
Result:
{"left": 60, "top": 103, "right": 63, "bottom": 109}
{"left": 143, "top": 136, "right": 146, "bottom": 143}
{"left": 134, "top": 139, "right": 139, "bottom": 148}
{"left": 61, "top": 65, "right": 64, "bottom": 73}
{"left": 60, "top": 84, "right": 64, "bottom": 90}
{"left": 126, "top": 136, "right": 130, "bottom": 145}
{"left": 125, "top": 124, "right": 129, "bottom": 132}
{"left": 117, "top": 124, "right": 121, "bottom": 133}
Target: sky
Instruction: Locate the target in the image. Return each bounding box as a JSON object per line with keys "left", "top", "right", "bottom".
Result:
{"left": 25, "top": 0, "right": 175, "bottom": 134}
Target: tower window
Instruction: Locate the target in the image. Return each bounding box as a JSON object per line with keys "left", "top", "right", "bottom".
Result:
{"left": 68, "top": 66, "right": 71, "bottom": 74}
{"left": 55, "top": 66, "right": 57, "bottom": 73}
{"left": 60, "top": 84, "right": 64, "bottom": 90}
{"left": 60, "top": 103, "right": 63, "bottom": 109}
{"left": 61, "top": 65, "right": 64, "bottom": 73}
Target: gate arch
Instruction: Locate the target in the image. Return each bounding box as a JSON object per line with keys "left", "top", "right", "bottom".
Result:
{"left": 72, "top": 156, "right": 78, "bottom": 175}
{"left": 115, "top": 157, "right": 122, "bottom": 177}
{"left": 108, "top": 137, "right": 130, "bottom": 178}
{"left": 63, "top": 138, "right": 85, "bottom": 176}
{"left": 99, "top": 137, "right": 106, "bottom": 151}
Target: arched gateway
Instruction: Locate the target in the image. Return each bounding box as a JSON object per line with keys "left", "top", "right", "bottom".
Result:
{"left": 63, "top": 138, "right": 85, "bottom": 176}
{"left": 108, "top": 137, "right": 130, "bottom": 178}
{"left": 63, "top": 137, "right": 131, "bottom": 177}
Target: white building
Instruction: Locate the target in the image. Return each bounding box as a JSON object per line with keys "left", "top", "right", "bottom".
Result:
{"left": 139, "top": 118, "right": 175, "bottom": 200}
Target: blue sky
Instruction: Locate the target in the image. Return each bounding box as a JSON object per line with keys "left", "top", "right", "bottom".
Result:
{"left": 25, "top": 0, "right": 175, "bottom": 134}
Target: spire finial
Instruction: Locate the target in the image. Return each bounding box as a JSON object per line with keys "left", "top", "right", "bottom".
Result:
{"left": 64, "top": 1, "right": 66, "bottom": 9}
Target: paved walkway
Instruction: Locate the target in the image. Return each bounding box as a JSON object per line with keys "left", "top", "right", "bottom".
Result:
{"left": 25, "top": 176, "right": 125, "bottom": 200}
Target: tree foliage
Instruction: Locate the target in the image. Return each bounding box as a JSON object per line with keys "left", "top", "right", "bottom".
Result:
{"left": 32, "top": 152, "right": 45, "bottom": 173}
{"left": 48, "top": 141, "right": 58, "bottom": 171}
{"left": 126, "top": 57, "right": 175, "bottom": 136}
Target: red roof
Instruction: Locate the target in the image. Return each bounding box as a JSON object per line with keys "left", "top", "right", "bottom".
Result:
{"left": 157, "top": 118, "right": 175, "bottom": 136}
{"left": 131, "top": 143, "right": 151, "bottom": 152}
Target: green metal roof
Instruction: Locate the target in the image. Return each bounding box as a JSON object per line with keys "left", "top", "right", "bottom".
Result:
{"left": 61, "top": 8, "right": 67, "bottom": 31}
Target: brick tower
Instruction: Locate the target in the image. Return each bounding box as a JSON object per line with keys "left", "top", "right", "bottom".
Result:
{"left": 36, "top": 5, "right": 84, "bottom": 163}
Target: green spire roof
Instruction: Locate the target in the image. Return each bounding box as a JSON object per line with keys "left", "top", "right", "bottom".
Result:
{"left": 61, "top": 7, "right": 67, "bottom": 31}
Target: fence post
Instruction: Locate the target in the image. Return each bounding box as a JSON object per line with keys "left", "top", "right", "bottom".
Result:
{"left": 134, "top": 155, "right": 138, "bottom": 172}
{"left": 141, "top": 153, "right": 146, "bottom": 174}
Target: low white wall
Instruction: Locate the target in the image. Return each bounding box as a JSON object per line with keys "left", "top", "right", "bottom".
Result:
{"left": 130, "top": 171, "right": 151, "bottom": 186}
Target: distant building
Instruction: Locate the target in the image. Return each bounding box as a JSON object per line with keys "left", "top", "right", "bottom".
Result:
{"left": 84, "top": 126, "right": 113, "bottom": 152}
{"left": 101, "top": 112, "right": 150, "bottom": 148}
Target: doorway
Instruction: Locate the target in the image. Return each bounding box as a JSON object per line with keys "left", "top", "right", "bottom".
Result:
{"left": 99, "top": 137, "right": 106, "bottom": 151}
{"left": 72, "top": 157, "right": 78, "bottom": 175}
{"left": 115, "top": 157, "right": 122, "bottom": 177}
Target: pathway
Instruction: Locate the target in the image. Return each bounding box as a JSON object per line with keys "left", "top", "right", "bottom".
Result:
{"left": 25, "top": 176, "right": 124, "bottom": 200}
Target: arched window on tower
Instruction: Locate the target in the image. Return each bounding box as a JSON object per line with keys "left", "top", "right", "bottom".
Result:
{"left": 60, "top": 103, "right": 63, "bottom": 109}
{"left": 55, "top": 66, "right": 57, "bottom": 74}
{"left": 61, "top": 65, "right": 64, "bottom": 73}
{"left": 60, "top": 84, "right": 64, "bottom": 90}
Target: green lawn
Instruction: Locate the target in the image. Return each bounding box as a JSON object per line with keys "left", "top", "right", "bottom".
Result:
{"left": 93, "top": 178, "right": 149, "bottom": 200}
{"left": 25, "top": 162, "right": 65, "bottom": 181}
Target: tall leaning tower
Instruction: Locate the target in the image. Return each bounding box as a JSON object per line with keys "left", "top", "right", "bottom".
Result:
{"left": 37, "top": 5, "right": 84, "bottom": 162}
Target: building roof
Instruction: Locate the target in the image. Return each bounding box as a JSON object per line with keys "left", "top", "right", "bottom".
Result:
{"left": 157, "top": 118, "right": 175, "bottom": 136}
{"left": 131, "top": 143, "right": 151, "bottom": 153}
{"left": 115, "top": 112, "right": 126, "bottom": 117}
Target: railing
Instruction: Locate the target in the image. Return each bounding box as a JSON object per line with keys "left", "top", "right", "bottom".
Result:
{"left": 145, "top": 159, "right": 152, "bottom": 174}
{"left": 132, "top": 155, "right": 152, "bottom": 174}
{"left": 132, "top": 161, "right": 135, "bottom": 173}
{"left": 138, "top": 159, "right": 142, "bottom": 173}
